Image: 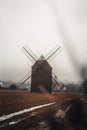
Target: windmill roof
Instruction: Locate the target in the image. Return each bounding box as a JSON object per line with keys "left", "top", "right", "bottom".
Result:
{"left": 38, "top": 55, "right": 46, "bottom": 61}
{"left": 32, "top": 55, "right": 52, "bottom": 69}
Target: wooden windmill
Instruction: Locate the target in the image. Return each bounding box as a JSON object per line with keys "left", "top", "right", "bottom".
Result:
{"left": 20, "top": 45, "right": 62, "bottom": 93}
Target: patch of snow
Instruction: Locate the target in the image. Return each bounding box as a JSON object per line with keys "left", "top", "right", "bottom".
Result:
{"left": 65, "top": 105, "right": 72, "bottom": 112}
{"left": 31, "top": 112, "right": 37, "bottom": 117}
{"left": 58, "top": 98, "right": 74, "bottom": 103}
{"left": 0, "top": 102, "right": 55, "bottom": 122}
{"left": 55, "top": 109, "right": 65, "bottom": 119}
{"left": 38, "top": 121, "right": 50, "bottom": 130}
{"left": 9, "top": 120, "right": 20, "bottom": 125}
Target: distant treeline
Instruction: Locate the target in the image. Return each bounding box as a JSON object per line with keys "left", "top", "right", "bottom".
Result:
{"left": 0, "top": 84, "right": 28, "bottom": 91}
{"left": 0, "top": 84, "right": 17, "bottom": 90}
{"left": 0, "top": 87, "right": 9, "bottom": 90}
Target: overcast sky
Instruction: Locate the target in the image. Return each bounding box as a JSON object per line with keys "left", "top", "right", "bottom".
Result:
{"left": 0, "top": 0, "right": 87, "bottom": 82}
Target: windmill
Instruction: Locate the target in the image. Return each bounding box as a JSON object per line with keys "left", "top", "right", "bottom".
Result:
{"left": 20, "top": 45, "right": 62, "bottom": 93}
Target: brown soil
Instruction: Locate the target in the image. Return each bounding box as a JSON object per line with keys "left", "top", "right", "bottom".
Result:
{"left": 0, "top": 90, "right": 83, "bottom": 116}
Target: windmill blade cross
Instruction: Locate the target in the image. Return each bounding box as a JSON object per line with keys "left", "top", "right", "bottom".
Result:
{"left": 21, "top": 44, "right": 62, "bottom": 86}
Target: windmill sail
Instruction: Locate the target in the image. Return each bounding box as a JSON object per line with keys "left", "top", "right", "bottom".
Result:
{"left": 22, "top": 45, "right": 38, "bottom": 63}
{"left": 20, "top": 71, "right": 31, "bottom": 85}
{"left": 24, "top": 45, "right": 38, "bottom": 60}
{"left": 52, "top": 73, "right": 61, "bottom": 86}
{"left": 45, "top": 45, "right": 62, "bottom": 61}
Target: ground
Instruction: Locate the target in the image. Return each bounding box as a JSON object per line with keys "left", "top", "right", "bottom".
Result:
{"left": 0, "top": 90, "right": 87, "bottom": 130}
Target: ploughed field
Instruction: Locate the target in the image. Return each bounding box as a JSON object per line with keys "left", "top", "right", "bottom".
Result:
{"left": 0, "top": 90, "right": 82, "bottom": 116}
{"left": 0, "top": 90, "right": 87, "bottom": 130}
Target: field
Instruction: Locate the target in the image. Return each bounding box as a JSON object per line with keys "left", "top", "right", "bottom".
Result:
{"left": 0, "top": 90, "right": 87, "bottom": 130}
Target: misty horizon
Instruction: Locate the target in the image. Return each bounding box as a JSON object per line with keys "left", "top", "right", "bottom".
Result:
{"left": 0, "top": 0, "right": 87, "bottom": 82}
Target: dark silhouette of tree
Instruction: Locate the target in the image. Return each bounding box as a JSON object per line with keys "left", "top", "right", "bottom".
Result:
{"left": 83, "top": 78, "right": 87, "bottom": 94}
{"left": 10, "top": 84, "right": 16, "bottom": 90}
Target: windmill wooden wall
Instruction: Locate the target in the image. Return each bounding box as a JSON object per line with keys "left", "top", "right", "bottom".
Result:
{"left": 31, "top": 57, "right": 52, "bottom": 93}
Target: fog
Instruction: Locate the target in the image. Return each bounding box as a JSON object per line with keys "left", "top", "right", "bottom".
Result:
{"left": 0, "top": 0, "right": 87, "bottom": 82}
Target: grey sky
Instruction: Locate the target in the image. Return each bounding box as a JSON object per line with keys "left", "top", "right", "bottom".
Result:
{"left": 0, "top": 0, "right": 87, "bottom": 82}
